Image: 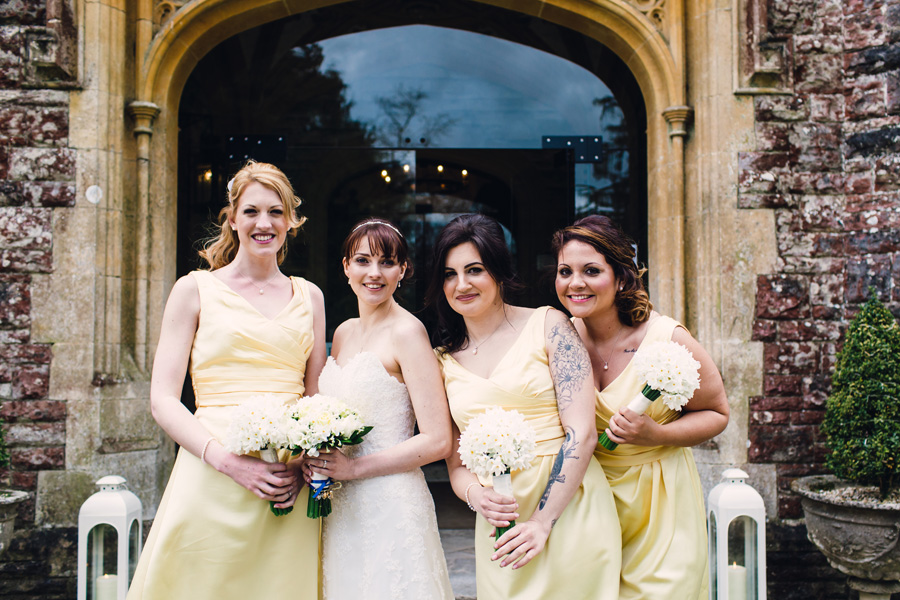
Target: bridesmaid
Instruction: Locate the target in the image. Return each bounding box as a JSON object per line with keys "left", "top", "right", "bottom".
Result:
{"left": 427, "top": 214, "right": 620, "bottom": 600}
{"left": 552, "top": 215, "right": 729, "bottom": 600}
{"left": 128, "top": 161, "right": 326, "bottom": 599}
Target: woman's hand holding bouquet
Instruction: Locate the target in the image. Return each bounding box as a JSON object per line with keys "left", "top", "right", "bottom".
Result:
{"left": 286, "top": 394, "right": 373, "bottom": 518}
{"left": 458, "top": 407, "right": 537, "bottom": 541}
{"left": 598, "top": 340, "right": 701, "bottom": 451}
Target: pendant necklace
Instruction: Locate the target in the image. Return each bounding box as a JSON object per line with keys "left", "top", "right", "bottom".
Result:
{"left": 600, "top": 325, "right": 624, "bottom": 371}
{"left": 469, "top": 319, "right": 506, "bottom": 355}
{"left": 236, "top": 267, "right": 281, "bottom": 295}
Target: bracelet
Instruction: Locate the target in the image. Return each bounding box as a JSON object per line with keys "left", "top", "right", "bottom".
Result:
{"left": 199, "top": 436, "right": 216, "bottom": 464}
{"left": 464, "top": 482, "right": 480, "bottom": 512}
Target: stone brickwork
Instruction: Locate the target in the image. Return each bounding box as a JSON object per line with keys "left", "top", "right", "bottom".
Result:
{"left": 741, "top": 0, "right": 900, "bottom": 523}
{"left": 0, "top": 1, "right": 77, "bottom": 597}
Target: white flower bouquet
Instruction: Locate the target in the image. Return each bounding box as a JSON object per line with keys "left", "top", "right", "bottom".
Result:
{"left": 458, "top": 407, "right": 537, "bottom": 540}
{"left": 598, "top": 340, "right": 702, "bottom": 451}
{"left": 287, "top": 394, "right": 373, "bottom": 518}
{"left": 224, "top": 394, "right": 296, "bottom": 516}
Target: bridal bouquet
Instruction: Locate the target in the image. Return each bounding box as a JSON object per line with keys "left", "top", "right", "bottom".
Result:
{"left": 287, "top": 394, "right": 373, "bottom": 519}
{"left": 598, "top": 340, "right": 702, "bottom": 451}
{"left": 458, "top": 407, "right": 537, "bottom": 540}
{"left": 224, "top": 394, "right": 296, "bottom": 516}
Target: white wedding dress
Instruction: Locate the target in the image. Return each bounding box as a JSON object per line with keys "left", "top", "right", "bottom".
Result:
{"left": 319, "top": 352, "right": 454, "bottom": 600}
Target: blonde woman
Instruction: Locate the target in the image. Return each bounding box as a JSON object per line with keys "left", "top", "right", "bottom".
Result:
{"left": 128, "top": 162, "right": 326, "bottom": 600}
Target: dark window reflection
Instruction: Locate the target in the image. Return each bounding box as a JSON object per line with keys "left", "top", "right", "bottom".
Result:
{"left": 178, "top": 0, "right": 647, "bottom": 341}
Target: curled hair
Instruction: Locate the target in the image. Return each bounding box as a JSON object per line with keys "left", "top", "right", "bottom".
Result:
{"left": 551, "top": 215, "right": 652, "bottom": 326}
{"left": 425, "top": 214, "right": 523, "bottom": 353}
{"left": 199, "top": 161, "right": 306, "bottom": 270}
{"left": 341, "top": 218, "right": 413, "bottom": 279}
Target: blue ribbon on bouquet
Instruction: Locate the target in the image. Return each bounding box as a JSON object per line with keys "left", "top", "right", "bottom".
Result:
{"left": 310, "top": 477, "right": 341, "bottom": 499}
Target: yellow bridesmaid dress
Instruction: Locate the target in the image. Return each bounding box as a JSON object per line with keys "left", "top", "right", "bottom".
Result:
{"left": 595, "top": 315, "right": 709, "bottom": 600}
{"left": 127, "top": 271, "right": 319, "bottom": 600}
{"left": 438, "top": 307, "right": 621, "bottom": 600}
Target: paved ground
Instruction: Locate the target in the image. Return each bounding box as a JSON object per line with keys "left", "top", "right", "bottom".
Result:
{"left": 430, "top": 478, "right": 477, "bottom": 599}
{"left": 441, "top": 529, "right": 476, "bottom": 600}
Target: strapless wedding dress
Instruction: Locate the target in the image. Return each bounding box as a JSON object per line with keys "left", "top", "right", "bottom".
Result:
{"left": 319, "top": 352, "right": 454, "bottom": 600}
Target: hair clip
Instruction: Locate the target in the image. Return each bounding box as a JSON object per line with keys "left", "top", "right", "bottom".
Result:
{"left": 352, "top": 220, "right": 403, "bottom": 237}
{"left": 227, "top": 178, "right": 235, "bottom": 193}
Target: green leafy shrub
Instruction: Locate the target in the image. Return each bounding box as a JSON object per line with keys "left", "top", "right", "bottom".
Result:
{"left": 821, "top": 295, "right": 900, "bottom": 498}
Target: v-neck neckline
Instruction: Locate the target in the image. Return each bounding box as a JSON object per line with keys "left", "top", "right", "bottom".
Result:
{"left": 446, "top": 308, "right": 540, "bottom": 381}
{"left": 206, "top": 271, "right": 297, "bottom": 321}
{"left": 596, "top": 314, "right": 661, "bottom": 393}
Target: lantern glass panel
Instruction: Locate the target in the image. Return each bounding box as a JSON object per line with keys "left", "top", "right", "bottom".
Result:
{"left": 86, "top": 524, "right": 118, "bottom": 600}
{"left": 129, "top": 520, "right": 140, "bottom": 584}
{"left": 709, "top": 512, "right": 718, "bottom": 595}
{"left": 727, "top": 516, "right": 758, "bottom": 600}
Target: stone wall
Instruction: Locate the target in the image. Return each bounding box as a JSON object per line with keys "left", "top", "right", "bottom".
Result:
{"left": 740, "top": 1, "right": 900, "bottom": 596}
{"left": 742, "top": 0, "right": 900, "bottom": 518}
{"left": 1, "top": 1, "right": 79, "bottom": 597}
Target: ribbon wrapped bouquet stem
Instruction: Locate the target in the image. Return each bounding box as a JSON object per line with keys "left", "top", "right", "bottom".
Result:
{"left": 598, "top": 340, "right": 701, "bottom": 452}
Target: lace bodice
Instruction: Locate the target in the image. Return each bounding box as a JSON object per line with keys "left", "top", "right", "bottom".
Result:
{"left": 318, "top": 351, "right": 454, "bottom": 600}
{"left": 318, "top": 352, "right": 414, "bottom": 456}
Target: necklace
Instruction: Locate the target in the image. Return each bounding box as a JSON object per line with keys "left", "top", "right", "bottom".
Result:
{"left": 236, "top": 267, "right": 280, "bottom": 295}
{"left": 468, "top": 319, "right": 506, "bottom": 355}
{"left": 600, "top": 325, "right": 624, "bottom": 371}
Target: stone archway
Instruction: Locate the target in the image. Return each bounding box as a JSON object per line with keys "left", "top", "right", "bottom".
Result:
{"left": 130, "top": 0, "right": 689, "bottom": 369}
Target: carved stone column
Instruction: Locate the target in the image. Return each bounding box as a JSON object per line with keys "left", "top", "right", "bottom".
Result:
{"left": 127, "top": 101, "right": 161, "bottom": 372}
{"left": 662, "top": 105, "right": 693, "bottom": 323}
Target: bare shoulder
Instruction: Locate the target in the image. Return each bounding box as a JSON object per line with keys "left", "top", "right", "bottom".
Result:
{"left": 389, "top": 308, "right": 429, "bottom": 342}
{"left": 333, "top": 318, "right": 358, "bottom": 342}
{"left": 669, "top": 322, "right": 718, "bottom": 366}
{"left": 305, "top": 280, "right": 325, "bottom": 305}
{"left": 161, "top": 274, "right": 200, "bottom": 329}
{"left": 168, "top": 273, "right": 200, "bottom": 306}
{"left": 543, "top": 306, "right": 572, "bottom": 328}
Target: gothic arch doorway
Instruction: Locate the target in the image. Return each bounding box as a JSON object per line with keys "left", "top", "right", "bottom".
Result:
{"left": 175, "top": 3, "right": 648, "bottom": 338}
{"left": 136, "top": 1, "right": 686, "bottom": 372}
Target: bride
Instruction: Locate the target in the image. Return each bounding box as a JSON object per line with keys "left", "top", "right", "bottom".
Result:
{"left": 307, "top": 219, "right": 455, "bottom": 599}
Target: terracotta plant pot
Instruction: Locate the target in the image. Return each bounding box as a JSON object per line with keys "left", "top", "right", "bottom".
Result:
{"left": 792, "top": 475, "right": 900, "bottom": 599}
{"left": 0, "top": 489, "right": 29, "bottom": 558}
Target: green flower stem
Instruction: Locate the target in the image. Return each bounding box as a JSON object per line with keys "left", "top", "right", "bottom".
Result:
{"left": 598, "top": 384, "right": 661, "bottom": 452}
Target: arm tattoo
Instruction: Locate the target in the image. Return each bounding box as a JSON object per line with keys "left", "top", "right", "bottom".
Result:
{"left": 549, "top": 321, "right": 591, "bottom": 412}
{"left": 538, "top": 426, "right": 580, "bottom": 510}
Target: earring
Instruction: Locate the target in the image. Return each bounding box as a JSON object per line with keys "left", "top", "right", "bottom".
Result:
{"left": 397, "top": 278, "right": 403, "bottom": 289}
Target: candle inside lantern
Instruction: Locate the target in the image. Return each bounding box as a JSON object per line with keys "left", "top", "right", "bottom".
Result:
{"left": 96, "top": 573, "right": 117, "bottom": 600}
{"left": 727, "top": 562, "right": 747, "bottom": 600}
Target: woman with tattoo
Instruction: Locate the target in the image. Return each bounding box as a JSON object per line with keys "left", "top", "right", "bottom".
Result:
{"left": 553, "top": 215, "right": 730, "bottom": 600}
{"left": 427, "top": 214, "right": 621, "bottom": 600}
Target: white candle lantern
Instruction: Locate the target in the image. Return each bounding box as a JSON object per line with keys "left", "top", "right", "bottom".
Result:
{"left": 77, "top": 476, "right": 142, "bottom": 600}
{"left": 708, "top": 468, "right": 767, "bottom": 600}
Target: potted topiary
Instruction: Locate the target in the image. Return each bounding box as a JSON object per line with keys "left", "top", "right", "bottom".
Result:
{"left": 0, "top": 418, "right": 29, "bottom": 558}
{"left": 791, "top": 294, "right": 900, "bottom": 600}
